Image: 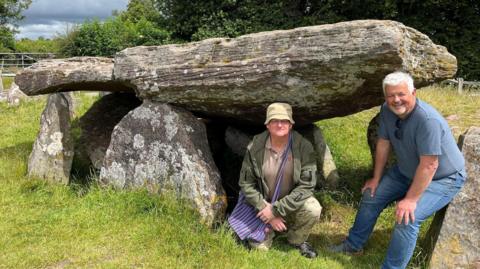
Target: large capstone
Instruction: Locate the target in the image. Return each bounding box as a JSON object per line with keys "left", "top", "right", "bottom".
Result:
{"left": 114, "top": 20, "right": 456, "bottom": 125}
{"left": 16, "top": 20, "right": 456, "bottom": 125}
{"left": 99, "top": 101, "right": 227, "bottom": 226}
{"left": 28, "top": 93, "right": 74, "bottom": 184}
{"left": 15, "top": 57, "right": 132, "bottom": 95}
{"left": 428, "top": 127, "right": 480, "bottom": 268}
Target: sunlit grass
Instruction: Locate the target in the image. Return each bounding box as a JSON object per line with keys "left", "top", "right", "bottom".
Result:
{"left": 0, "top": 85, "right": 478, "bottom": 268}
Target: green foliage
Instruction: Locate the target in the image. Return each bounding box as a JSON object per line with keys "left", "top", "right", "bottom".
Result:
{"left": 150, "top": 0, "right": 480, "bottom": 79}
{"left": 59, "top": 16, "right": 171, "bottom": 57}
{"left": 0, "top": 0, "right": 31, "bottom": 25}
{"left": 1, "top": 86, "right": 476, "bottom": 268}
{"left": 0, "top": 25, "right": 16, "bottom": 51}
{"left": 14, "top": 37, "right": 60, "bottom": 53}
{"left": 0, "top": 0, "right": 32, "bottom": 50}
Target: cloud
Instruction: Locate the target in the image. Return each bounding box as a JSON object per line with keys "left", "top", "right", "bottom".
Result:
{"left": 16, "top": 0, "right": 128, "bottom": 39}
{"left": 16, "top": 21, "right": 77, "bottom": 39}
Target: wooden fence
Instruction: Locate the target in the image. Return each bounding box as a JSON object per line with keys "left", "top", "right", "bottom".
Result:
{"left": 443, "top": 78, "right": 480, "bottom": 94}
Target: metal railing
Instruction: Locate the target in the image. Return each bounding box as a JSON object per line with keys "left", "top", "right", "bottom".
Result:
{"left": 0, "top": 52, "right": 57, "bottom": 77}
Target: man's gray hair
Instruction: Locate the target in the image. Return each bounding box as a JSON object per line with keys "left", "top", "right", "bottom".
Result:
{"left": 382, "top": 71, "right": 415, "bottom": 95}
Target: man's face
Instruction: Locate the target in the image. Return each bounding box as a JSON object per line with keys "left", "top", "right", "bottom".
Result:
{"left": 266, "top": 119, "right": 292, "bottom": 138}
{"left": 384, "top": 82, "right": 416, "bottom": 119}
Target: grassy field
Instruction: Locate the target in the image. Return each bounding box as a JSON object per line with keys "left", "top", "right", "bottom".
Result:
{"left": 0, "top": 82, "right": 478, "bottom": 268}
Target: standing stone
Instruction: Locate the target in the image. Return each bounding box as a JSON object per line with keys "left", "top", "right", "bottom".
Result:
{"left": 224, "top": 126, "right": 255, "bottom": 157}
{"left": 78, "top": 92, "right": 141, "bottom": 169}
{"left": 429, "top": 127, "right": 480, "bottom": 268}
{"left": 367, "top": 112, "right": 396, "bottom": 167}
{"left": 28, "top": 93, "right": 73, "bottom": 184}
{"left": 100, "top": 101, "right": 227, "bottom": 226}
{"left": 7, "top": 82, "right": 28, "bottom": 106}
{"left": 299, "top": 125, "right": 340, "bottom": 189}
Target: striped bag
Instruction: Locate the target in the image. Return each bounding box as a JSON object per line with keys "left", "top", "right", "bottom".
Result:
{"left": 228, "top": 134, "right": 292, "bottom": 242}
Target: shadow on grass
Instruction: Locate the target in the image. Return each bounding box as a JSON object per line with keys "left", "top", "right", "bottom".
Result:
{"left": 312, "top": 229, "right": 390, "bottom": 268}
{"left": 253, "top": 229, "right": 391, "bottom": 268}
{"left": 0, "top": 142, "right": 32, "bottom": 176}
{"left": 0, "top": 140, "right": 97, "bottom": 196}
{"left": 318, "top": 165, "right": 373, "bottom": 208}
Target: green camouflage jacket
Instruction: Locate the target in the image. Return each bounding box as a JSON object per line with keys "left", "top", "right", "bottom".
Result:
{"left": 238, "top": 130, "right": 317, "bottom": 217}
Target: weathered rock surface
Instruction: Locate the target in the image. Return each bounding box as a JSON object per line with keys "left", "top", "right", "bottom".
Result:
{"left": 224, "top": 126, "right": 253, "bottom": 157}
{"left": 300, "top": 125, "right": 339, "bottom": 188}
{"left": 100, "top": 101, "right": 227, "bottom": 226}
{"left": 28, "top": 93, "right": 74, "bottom": 184}
{"left": 15, "top": 57, "right": 132, "bottom": 95}
{"left": 16, "top": 20, "right": 456, "bottom": 125}
{"left": 115, "top": 20, "right": 456, "bottom": 125}
{"left": 429, "top": 127, "right": 480, "bottom": 269}
{"left": 6, "top": 82, "right": 27, "bottom": 106}
{"left": 78, "top": 92, "right": 141, "bottom": 169}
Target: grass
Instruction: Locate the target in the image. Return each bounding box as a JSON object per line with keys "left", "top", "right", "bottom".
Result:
{"left": 0, "top": 84, "right": 478, "bottom": 268}
{"left": 1, "top": 76, "right": 14, "bottom": 90}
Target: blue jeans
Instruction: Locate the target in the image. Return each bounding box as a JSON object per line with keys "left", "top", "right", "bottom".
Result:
{"left": 345, "top": 165, "right": 465, "bottom": 269}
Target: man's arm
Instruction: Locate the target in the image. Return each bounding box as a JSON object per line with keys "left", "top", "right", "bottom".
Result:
{"left": 362, "top": 138, "right": 391, "bottom": 196}
{"left": 396, "top": 155, "right": 438, "bottom": 225}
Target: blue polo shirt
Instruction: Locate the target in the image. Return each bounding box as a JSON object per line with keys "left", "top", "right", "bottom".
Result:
{"left": 378, "top": 99, "right": 464, "bottom": 180}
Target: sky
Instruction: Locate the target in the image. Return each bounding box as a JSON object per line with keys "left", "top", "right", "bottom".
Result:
{"left": 16, "top": 0, "right": 129, "bottom": 40}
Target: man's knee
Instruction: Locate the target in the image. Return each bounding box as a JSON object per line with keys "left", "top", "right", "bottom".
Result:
{"left": 393, "top": 221, "right": 420, "bottom": 238}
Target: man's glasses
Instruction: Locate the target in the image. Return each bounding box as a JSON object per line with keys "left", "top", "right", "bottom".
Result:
{"left": 394, "top": 119, "right": 403, "bottom": 140}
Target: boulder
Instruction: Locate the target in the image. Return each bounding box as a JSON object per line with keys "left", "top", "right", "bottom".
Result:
{"left": 300, "top": 125, "right": 339, "bottom": 189}
{"left": 367, "top": 112, "right": 396, "bottom": 167}
{"left": 77, "top": 92, "right": 141, "bottom": 169}
{"left": 16, "top": 20, "right": 456, "bottom": 125}
{"left": 428, "top": 127, "right": 480, "bottom": 269}
{"left": 99, "top": 101, "right": 227, "bottom": 226}
{"left": 114, "top": 20, "right": 456, "bottom": 125}
{"left": 28, "top": 93, "right": 74, "bottom": 184}
{"left": 224, "top": 126, "right": 254, "bottom": 157}
{"left": 15, "top": 57, "right": 133, "bottom": 96}
{"left": 6, "top": 82, "right": 27, "bottom": 106}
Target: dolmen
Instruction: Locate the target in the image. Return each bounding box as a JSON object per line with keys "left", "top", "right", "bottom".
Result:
{"left": 16, "top": 20, "right": 457, "bottom": 227}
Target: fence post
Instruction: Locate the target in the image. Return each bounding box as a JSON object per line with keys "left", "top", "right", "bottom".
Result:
{"left": 0, "top": 70, "right": 3, "bottom": 92}
{"left": 457, "top": 78, "right": 464, "bottom": 94}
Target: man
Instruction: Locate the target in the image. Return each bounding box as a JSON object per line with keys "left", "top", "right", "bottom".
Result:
{"left": 330, "top": 71, "right": 466, "bottom": 269}
{"left": 238, "top": 102, "right": 322, "bottom": 258}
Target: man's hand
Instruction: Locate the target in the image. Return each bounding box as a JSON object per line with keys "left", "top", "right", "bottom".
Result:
{"left": 361, "top": 178, "right": 380, "bottom": 197}
{"left": 257, "top": 202, "right": 275, "bottom": 223}
{"left": 395, "top": 198, "right": 416, "bottom": 225}
{"left": 269, "top": 217, "right": 287, "bottom": 232}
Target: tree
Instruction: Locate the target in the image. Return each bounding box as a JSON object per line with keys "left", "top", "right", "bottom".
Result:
{"left": 59, "top": 0, "right": 480, "bottom": 79}
{"left": 151, "top": 0, "right": 480, "bottom": 79}
{"left": 0, "top": 0, "right": 32, "bottom": 50}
